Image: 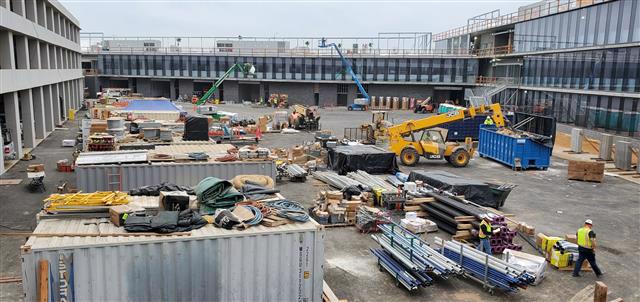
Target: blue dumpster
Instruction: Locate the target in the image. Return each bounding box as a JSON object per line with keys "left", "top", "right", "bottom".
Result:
{"left": 478, "top": 125, "right": 551, "bottom": 170}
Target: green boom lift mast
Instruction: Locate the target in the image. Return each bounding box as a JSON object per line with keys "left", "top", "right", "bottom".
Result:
{"left": 196, "top": 63, "right": 256, "bottom": 105}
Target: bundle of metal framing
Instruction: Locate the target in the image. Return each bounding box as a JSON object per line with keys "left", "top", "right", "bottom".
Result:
{"left": 370, "top": 223, "right": 464, "bottom": 291}
{"left": 346, "top": 170, "right": 396, "bottom": 191}
{"left": 417, "top": 190, "right": 487, "bottom": 234}
{"left": 440, "top": 239, "right": 536, "bottom": 293}
{"left": 312, "top": 170, "right": 363, "bottom": 189}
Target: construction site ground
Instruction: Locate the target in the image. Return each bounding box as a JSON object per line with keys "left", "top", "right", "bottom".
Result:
{"left": 0, "top": 103, "right": 638, "bottom": 302}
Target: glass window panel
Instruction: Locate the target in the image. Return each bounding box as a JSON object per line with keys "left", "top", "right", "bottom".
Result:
{"left": 619, "top": 0, "right": 632, "bottom": 43}
{"left": 577, "top": 9, "right": 587, "bottom": 47}
{"left": 627, "top": 48, "right": 638, "bottom": 92}
{"left": 613, "top": 49, "right": 626, "bottom": 91}
{"left": 607, "top": 1, "right": 620, "bottom": 44}
{"left": 596, "top": 4, "right": 608, "bottom": 45}
{"left": 634, "top": 0, "right": 640, "bottom": 42}
{"left": 585, "top": 6, "right": 597, "bottom": 46}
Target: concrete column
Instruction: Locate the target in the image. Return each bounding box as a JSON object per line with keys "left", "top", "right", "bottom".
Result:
{"left": 52, "top": 84, "right": 62, "bottom": 124}
{"left": 25, "top": 0, "right": 36, "bottom": 22}
{"left": 19, "top": 89, "right": 36, "bottom": 148}
{"left": 32, "top": 87, "right": 46, "bottom": 139}
{"left": 0, "top": 31, "right": 15, "bottom": 69}
{"left": 14, "top": 35, "right": 29, "bottom": 69}
{"left": 10, "top": 0, "right": 25, "bottom": 16}
{"left": 39, "top": 42, "right": 48, "bottom": 69}
{"left": 28, "top": 39, "right": 40, "bottom": 69}
{"left": 3, "top": 92, "right": 22, "bottom": 158}
{"left": 43, "top": 84, "right": 54, "bottom": 132}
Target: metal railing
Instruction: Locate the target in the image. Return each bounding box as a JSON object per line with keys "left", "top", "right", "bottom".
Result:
{"left": 475, "top": 76, "right": 521, "bottom": 86}
{"left": 80, "top": 46, "right": 476, "bottom": 58}
{"left": 433, "top": 0, "right": 612, "bottom": 41}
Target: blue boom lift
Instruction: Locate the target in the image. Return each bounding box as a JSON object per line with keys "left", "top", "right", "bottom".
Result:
{"left": 319, "top": 38, "right": 370, "bottom": 111}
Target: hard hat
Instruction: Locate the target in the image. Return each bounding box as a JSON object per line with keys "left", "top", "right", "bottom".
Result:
{"left": 585, "top": 219, "right": 593, "bottom": 225}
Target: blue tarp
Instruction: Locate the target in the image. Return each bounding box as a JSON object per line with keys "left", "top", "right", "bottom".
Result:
{"left": 124, "top": 99, "right": 181, "bottom": 111}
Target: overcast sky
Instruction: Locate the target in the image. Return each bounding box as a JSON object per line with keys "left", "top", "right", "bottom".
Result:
{"left": 61, "top": 0, "right": 530, "bottom": 38}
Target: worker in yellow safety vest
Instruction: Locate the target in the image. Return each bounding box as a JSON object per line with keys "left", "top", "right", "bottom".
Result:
{"left": 484, "top": 116, "right": 495, "bottom": 125}
{"left": 477, "top": 215, "right": 499, "bottom": 254}
{"left": 573, "top": 219, "right": 603, "bottom": 277}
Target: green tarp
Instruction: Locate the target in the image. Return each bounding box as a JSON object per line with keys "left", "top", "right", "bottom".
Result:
{"left": 195, "top": 177, "right": 244, "bottom": 214}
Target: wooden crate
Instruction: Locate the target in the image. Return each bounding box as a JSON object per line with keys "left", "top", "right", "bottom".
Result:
{"left": 568, "top": 160, "right": 604, "bottom": 183}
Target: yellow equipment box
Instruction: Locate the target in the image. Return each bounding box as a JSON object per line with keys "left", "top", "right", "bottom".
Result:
{"left": 542, "top": 236, "right": 564, "bottom": 252}
{"left": 550, "top": 249, "right": 570, "bottom": 268}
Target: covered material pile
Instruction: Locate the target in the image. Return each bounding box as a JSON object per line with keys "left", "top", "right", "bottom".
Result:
{"left": 328, "top": 145, "right": 398, "bottom": 175}
{"left": 409, "top": 170, "right": 514, "bottom": 208}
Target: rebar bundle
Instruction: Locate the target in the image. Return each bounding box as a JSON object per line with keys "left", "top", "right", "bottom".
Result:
{"left": 312, "top": 170, "right": 363, "bottom": 189}
{"left": 347, "top": 170, "right": 396, "bottom": 191}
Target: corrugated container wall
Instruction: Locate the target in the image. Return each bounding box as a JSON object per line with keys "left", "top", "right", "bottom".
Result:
{"left": 22, "top": 220, "right": 324, "bottom": 302}
{"left": 76, "top": 161, "right": 277, "bottom": 191}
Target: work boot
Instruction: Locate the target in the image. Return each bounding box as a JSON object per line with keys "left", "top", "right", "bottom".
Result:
{"left": 572, "top": 274, "right": 581, "bottom": 277}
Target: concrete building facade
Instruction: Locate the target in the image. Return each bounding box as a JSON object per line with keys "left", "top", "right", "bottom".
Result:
{"left": 1, "top": 0, "right": 84, "bottom": 174}
{"left": 82, "top": 0, "right": 638, "bottom": 137}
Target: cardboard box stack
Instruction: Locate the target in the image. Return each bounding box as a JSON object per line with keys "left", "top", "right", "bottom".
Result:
{"left": 567, "top": 160, "right": 605, "bottom": 182}
{"left": 312, "top": 190, "right": 367, "bottom": 225}
{"left": 400, "top": 212, "right": 437, "bottom": 234}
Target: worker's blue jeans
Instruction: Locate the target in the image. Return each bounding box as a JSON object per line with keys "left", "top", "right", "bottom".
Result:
{"left": 573, "top": 247, "right": 602, "bottom": 276}
{"left": 477, "top": 238, "right": 492, "bottom": 254}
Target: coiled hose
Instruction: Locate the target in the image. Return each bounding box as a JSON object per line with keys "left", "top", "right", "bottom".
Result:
{"left": 241, "top": 205, "right": 263, "bottom": 225}
{"left": 264, "top": 199, "right": 310, "bottom": 222}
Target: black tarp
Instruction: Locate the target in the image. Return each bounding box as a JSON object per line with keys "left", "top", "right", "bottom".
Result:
{"left": 409, "top": 170, "right": 498, "bottom": 207}
{"left": 328, "top": 145, "right": 398, "bottom": 175}
{"left": 183, "top": 115, "right": 210, "bottom": 141}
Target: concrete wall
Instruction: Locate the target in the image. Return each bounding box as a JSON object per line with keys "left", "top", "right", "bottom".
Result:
{"left": 268, "top": 82, "right": 315, "bottom": 106}
{"left": 368, "top": 84, "right": 434, "bottom": 100}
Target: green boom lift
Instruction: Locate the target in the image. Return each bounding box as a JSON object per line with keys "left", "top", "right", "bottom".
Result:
{"left": 196, "top": 63, "right": 256, "bottom": 105}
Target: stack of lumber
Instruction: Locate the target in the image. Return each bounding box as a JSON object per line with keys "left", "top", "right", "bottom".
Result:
{"left": 403, "top": 197, "right": 433, "bottom": 218}
{"left": 567, "top": 160, "right": 605, "bottom": 182}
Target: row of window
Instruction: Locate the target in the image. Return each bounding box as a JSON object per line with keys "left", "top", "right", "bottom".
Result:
{"left": 0, "top": 31, "right": 79, "bottom": 70}
{"left": 514, "top": 0, "right": 639, "bottom": 52}
{"left": 493, "top": 89, "right": 639, "bottom": 137}
{"left": 2, "top": 0, "right": 80, "bottom": 44}
{"left": 97, "top": 55, "right": 480, "bottom": 84}
{"left": 522, "top": 47, "right": 639, "bottom": 93}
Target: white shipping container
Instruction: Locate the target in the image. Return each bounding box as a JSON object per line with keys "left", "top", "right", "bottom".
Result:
{"left": 22, "top": 219, "right": 324, "bottom": 302}
{"left": 75, "top": 160, "right": 277, "bottom": 192}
